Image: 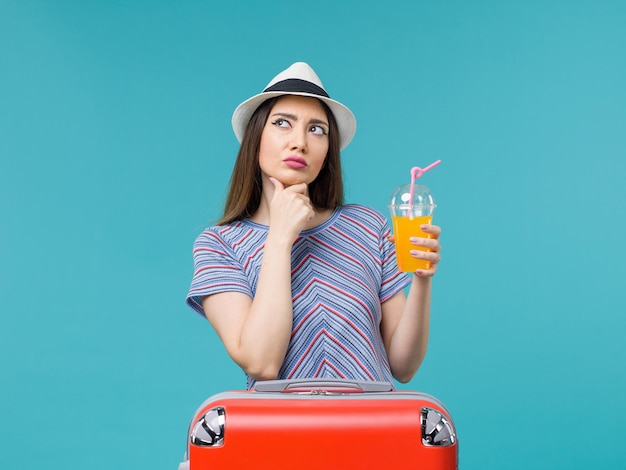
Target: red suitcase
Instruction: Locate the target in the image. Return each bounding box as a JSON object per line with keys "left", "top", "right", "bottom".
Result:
{"left": 178, "top": 378, "right": 458, "bottom": 469}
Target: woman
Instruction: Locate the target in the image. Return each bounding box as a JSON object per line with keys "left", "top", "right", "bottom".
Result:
{"left": 186, "top": 62, "right": 441, "bottom": 389}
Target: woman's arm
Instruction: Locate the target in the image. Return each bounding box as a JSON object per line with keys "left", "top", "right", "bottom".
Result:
{"left": 201, "top": 231, "right": 295, "bottom": 380}
{"left": 380, "top": 224, "right": 441, "bottom": 383}
{"left": 202, "top": 179, "right": 314, "bottom": 380}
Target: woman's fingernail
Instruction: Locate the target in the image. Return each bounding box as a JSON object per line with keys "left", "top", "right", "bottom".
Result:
{"left": 410, "top": 237, "right": 419, "bottom": 243}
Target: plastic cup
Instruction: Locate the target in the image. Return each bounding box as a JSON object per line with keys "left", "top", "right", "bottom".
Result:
{"left": 388, "top": 184, "right": 436, "bottom": 272}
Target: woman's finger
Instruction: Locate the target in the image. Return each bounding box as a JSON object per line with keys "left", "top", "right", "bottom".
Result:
{"left": 420, "top": 224, "right": 441, "bottom": 239}
{"left": 414, "top": 265, "right": 438, "bottom": 277}
{"left": 410, "top": 237, "right": 441, "bottom": 252}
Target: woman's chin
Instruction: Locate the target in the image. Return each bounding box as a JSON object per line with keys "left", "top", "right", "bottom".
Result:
{"left": 276, "top": 174, "right": 311, "bottom": 187}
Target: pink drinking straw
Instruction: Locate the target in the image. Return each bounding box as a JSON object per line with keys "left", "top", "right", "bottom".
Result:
{"left": 408, "top": 159, "right": 441, "bottom": 219}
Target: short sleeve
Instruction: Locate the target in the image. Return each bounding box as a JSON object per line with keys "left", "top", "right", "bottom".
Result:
{"left": 186, "top": 230, "right": 254, "bottom": 317}
{"left": 379, "top": 217, "right": 411, "bottom": 302}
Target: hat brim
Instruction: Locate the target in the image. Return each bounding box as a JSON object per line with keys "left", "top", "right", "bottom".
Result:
{"left": 231, "top": 91, "right": 356, "bottom": 151}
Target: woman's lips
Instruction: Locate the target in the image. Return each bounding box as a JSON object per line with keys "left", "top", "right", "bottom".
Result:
{"left": 283, "top": 156, "right": 307, "bottom": 169}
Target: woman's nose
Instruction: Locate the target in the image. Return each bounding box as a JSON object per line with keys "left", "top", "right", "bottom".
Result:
{"left": 290, "top": 128, "right": 308, "bottom": 153}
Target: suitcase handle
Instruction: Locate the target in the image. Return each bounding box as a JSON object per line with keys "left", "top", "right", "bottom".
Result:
{"left": 253, "top": 378, "right": 394, "bottom": 394}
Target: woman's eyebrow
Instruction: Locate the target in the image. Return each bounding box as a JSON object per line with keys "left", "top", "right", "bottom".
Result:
{"left": 309, "top": 118, "right": 329, "bottom": 127}
{"left": 271, "top": 112, "right": 329, "bottom": 127}
{"left": 270, "top": 112, "right": 298, "bottom": 120}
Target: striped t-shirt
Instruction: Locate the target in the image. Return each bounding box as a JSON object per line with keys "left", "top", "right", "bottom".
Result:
{"left": 186, "top": 204, "right": 411, "bottom": 389}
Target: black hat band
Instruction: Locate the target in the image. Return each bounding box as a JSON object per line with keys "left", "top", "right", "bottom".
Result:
{"left": 263, "top": 78, "right": 329, "bottom": 98}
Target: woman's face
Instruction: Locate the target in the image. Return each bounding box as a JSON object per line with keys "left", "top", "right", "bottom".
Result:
{"left": 258, "top": 95, "right": 330, "bottom": 187}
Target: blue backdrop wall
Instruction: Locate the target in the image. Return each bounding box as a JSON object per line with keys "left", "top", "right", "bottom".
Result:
{"left": 2, "top": 1, "right": 625, "bottom": 468}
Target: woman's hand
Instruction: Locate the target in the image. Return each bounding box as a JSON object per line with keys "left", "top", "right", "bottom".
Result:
{"left": 268, "top": 177, "right": 314, "bottom": 244}
{"left": 388, "top": 224, "right": 442, "bottom": 277}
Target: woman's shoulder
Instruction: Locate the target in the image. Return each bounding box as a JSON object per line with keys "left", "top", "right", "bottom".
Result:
{"left": 333, "top": 204, "right": 391, "bottom": 238}
{"left": 194, "top": 220, "right": 250, "bottom": 244}
{"left": 193, "top": 219, "right": 268, "bottom": 252}
{"left": 339, "top": 204, "right": 389, "bottom": 226}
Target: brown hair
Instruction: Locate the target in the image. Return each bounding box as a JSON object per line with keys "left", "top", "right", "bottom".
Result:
{"left": 217, "top": 96, "right": 343, "bottom": 225}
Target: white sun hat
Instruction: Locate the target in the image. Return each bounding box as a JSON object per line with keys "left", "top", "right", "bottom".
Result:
{"left": 231, "top": 62, "right": 357, "bottom": 150}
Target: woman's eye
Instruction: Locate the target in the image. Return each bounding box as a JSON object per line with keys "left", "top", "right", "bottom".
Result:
{"left": 272, "top": 119, "right": 290, "bottom": 128}
{"left": 310, "top": 125, "right": 327, "bottom": 136}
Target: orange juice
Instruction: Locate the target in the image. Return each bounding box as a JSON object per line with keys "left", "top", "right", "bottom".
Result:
{"left": 391, "top": 215, "right": 433, "bottom": 272}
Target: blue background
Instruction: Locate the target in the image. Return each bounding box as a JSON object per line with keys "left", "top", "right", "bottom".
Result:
{"left": 2, "top": 1, "right": 625, "bottom": 468}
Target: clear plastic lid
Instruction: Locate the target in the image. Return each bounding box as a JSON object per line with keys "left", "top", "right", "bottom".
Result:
{"left": 389, "top": 183, "right": 436, "bottom": 208}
